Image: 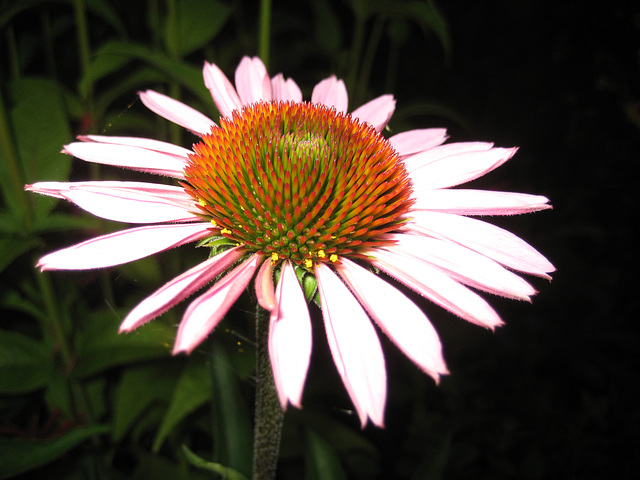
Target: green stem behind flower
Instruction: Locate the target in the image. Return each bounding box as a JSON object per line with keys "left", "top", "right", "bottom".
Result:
{"left": 258, "top": 0, "right": 272, "bottom": 69}
{"left": 253, "top": 305, "right": 283, "bottom": 480}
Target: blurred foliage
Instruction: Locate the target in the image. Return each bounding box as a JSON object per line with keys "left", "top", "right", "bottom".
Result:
{"left": 1, "top": 0, "right": 638, "bottom": 479}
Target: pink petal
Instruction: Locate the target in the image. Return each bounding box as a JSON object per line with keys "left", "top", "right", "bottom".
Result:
{"left": 384, "top": 233, "right": 537, "bottom": 300}
{"left": 203, "top": 61, "right": 242, "bottom": 118}
{"left": 139, "top": 90, "right": 214, "bottom": 136}
{"left": 269, "top": 261, "right": 313, "bottom": 409}
{"left": 63, "top": 141, "right": 187, "bottom": 179}
{"left": 350, "top": 94, "right": 396, "bottom": 132}
{"left": 37, "top": 223, "right": 211, "bottom": 271}
{"left": 315, "top": 263, "right": 386, "bottom": 428}
{"left": 255, "top": 258, "right": 276, "bottom": 311}
{"left": 406, "top": 211, "right": 555, "bottom": 279}
{"left": 409, "top": 146, "right": 518, "bottom": 190}
{"left": 120, "top": 246, "right": 246, "bottom": 332}
{"left": 411, "top": 189, "right": 552, "bottom": 215}
{"left": 26, "top": 181, "right": 199, "bottom": 223}
{"left": 311, "top": 76, "right": 348, "bottom": 113}
{"left": 235, "top": 56, "right": 272, "bottom": 105}
{"left": 403, "top": 142, "right": 494, "bottom": 173}
{"left": 370, "top": 248, "right": 504, "bottom": 329}
{"left": 79, "top": 134, "right": 193, "bottom": 159}
{"left": 388, "top": 129, "right": 449, "bottom": 158}
{"left": 335, "top": 258, "right": 448, "bottom": 382}
{"left": 271, "top": 73, "right": 302, "bottom": 102}
{"left": 173, "top": 254, "right": 260, "bottom": 354}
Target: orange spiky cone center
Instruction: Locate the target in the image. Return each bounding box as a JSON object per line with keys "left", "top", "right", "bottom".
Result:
{"left": 183, "top": 101, "right": 413, "bottom": 268}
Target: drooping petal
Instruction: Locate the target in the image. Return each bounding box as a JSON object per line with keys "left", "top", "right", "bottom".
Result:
{"left": 311, "top": 76, "right": 348, "bottom": 113}
{"left": 255, "top": 258, "right": 276, "bottom": 311}
{"left": 402, "top": 141, "right": 494, "bottom": 173}
{"left": 26, "top": 181, "right": 199, "bottom": 223}
{"left": 384, "top": 233, "right": 537, "bottom": 300}
{"left": 406, "top": 211, "right": 555, "bottom": 279}
{"left": 271, "top": 73, "right": 302, "bottom": 102}
{"left": 351, "top": 94, "right": 396, "bottom": 132}
{"left": 203, "top": 61, "right": 242, "bottom": 118}
{"left": 388, "top": 128, "right": 449, "bottom": 158}
{"left": 315, "top": 263, "right": 386, "bottom": 428}
{"left": 173, "top": 254, "right": 261, "bottom": 354}
{"left": 370, "top": 248, "right": 504, "bottom": 329}
{"left": 63, "top": 141, "right": 187, "bottom": 179}
{"left": 335, "top": 258, "right": 448, "bottom": 382}
{"left": 409, "top": 146, "right": 518, "bottom": 190}
{"left": 235, "top": 56, "right": 272, "bottom": 105}
{"left": 120, "top": 246, "right": 246, "bottom": 332}
{"left": 79, "top": 135, "right": 193, "bottom": 159}
{"left": 411, "top": 189, "right": 552, "bottom": 216}
{"left": 269, "top": 261, "right": 312, "bottom": 409}
{"left": 139, "top": 90, "right": 215, "bottom": 136}
{"left": 37, "top": 223, "right": 211, "bottom": 271}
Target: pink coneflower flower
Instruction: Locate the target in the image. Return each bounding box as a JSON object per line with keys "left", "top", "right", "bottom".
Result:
{"left": 26, "top": 56, "right": 554, "bottom": 427}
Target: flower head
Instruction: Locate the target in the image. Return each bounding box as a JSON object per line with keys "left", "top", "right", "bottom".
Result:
{"left": 26, "top": 56, "right": 554, "bottom": 427}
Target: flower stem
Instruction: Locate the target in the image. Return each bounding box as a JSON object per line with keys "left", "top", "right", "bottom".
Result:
{"left": 258, "top": 0, "right": 272, "bottom": 69}
{"left": 253, "top": 304, "right": 283, "bottom": 480}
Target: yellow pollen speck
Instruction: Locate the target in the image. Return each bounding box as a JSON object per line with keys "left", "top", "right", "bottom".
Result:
{"left": 304, "top": 258, "right": 313, "bottom": 268}
{"left": 329, "top": 254, "right": 338, "bottom": 262}
{"left": 317, "top": 249, "right": 326, "bottom": 258}
{"left": 270, "top": 252, "right": 279, "bottom": 265}
{"left": 221, "top": 228, "right": 232, "bottom": 235}
{"left": 198, "top": 198, "right": 206, "bottom": 207}
{"left": 210, "top": 219, "right": 217, "bottom": 227}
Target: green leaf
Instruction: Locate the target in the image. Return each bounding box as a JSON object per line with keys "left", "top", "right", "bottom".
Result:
{"left": 164, "top": 0, "right": 232, "bottom": 57}
{"left": 305, "top": 429, "right": 348, "bottom": 480}
{"left": 0, "top": 236, "right": 39, "bottom": 274}
{"left": 0, "top": 329, "right": 50, "bottom": 393}
{"left": 112, "top": 362, "right": 182, "bottom": 442}
{"left": 210, "top": 341, "right": 253, "bottom": 477}
{"left": 80, "top": 40, "right": 212, "bottom": 107}
{"left": 182, "top": 445, "right": 248, "bottom": 480}
{"left": 8, "top": 76, "right": 73, "bottom": 191}
{"left": 152, "top": 358, "right": 212, "bottom": 452}
{"left": 72, "top": 311, "right": 172, "bottom": 379}
{"left": 0, "top": 424, "right": 110, "bottom": 479}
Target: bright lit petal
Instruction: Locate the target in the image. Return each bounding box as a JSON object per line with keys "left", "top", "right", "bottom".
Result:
{"left": 37, "top": 223, "right": 211, "bottom": 271}
{"left": 315, "top": 263, "right": 386, "bottom": 428}
{"left": 203, "top": 61, "right": 242, "bottom": 118}
{"left": 269, "top": 261, "right": 312, "bottom": 409}
{"left": 271, "top": 73, "right": 302, "bottom": 102}
{"left": 371, "top": 248, "right": 504, "bottom": 329}
{"left": 235, "top": 56, "right": 272, "bottom": 105}
{"left": 406, "top": 211, "right": 555, "bottom": 279}
{"left": 173, "top": 254, "right": 260, "bottom": 354}
{"left": 412, "top": 189, "right": 552, "bottom": 215}
{"left": 311, "top": 76, "right": 348, "bottom": 113}
{"left": 79, "top": 135, "right": 193, "bottom": 159}
{"left": 63, "top": 141, "right": 187, "bottom": 179}
{"left": 351, "top": 94, "right": 396, "bottom": 132}
{"left": 403, "top": 142, "right": 494, "bottom": 173}
{"left": 410, "top": 146, "right": 518, "bottom": 190}
{"left": 335, "top": 258, "right": 448, "bottom": 381}
{"left": 385, "top": 233, "right": 537, "bottom": 300}
{"left": 139, "top": 90, "right": 214, "bottom": 136}
{"left": 255, "top": 258, "right": 276, "bottom": 311}
{"left": 388, "top": 128, "right": 449, "bottom": 158}
{"left": 26, "top": 181, "right": 199, "bottom": 223}
{"left": 120, "top": 247, "right": 246, "bottom": 332}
